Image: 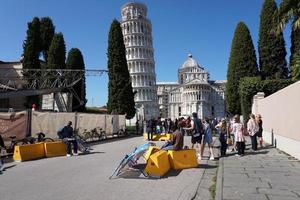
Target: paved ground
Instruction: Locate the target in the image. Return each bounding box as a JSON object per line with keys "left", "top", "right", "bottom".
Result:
{"left": 3, "top": 135, "right": 298, "bottom": 200}
{"left": 0, "top": 135, "right": 218, "bottom": 200}
{"left": 216, "top": 137, "right": 300, "bottom": 200}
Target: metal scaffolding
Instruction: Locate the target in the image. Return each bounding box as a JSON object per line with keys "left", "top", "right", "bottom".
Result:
{"left": 0, "top": 68, "right": 107, "bottom": 99}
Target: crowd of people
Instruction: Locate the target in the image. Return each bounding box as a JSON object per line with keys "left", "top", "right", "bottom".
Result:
{"left": 146, "top": 112, "right": 264, "bottom": 160}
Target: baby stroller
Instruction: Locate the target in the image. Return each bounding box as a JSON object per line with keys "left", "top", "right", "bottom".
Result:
{"left": 109, "top": 142, "right": 155, "bottom": 179}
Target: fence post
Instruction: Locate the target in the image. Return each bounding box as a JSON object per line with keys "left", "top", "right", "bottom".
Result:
{"left": 74, "top": 112, "right": 78, "bottom": 131}
{"left": 27, "top": 109, "right": 32, "bottom": 137}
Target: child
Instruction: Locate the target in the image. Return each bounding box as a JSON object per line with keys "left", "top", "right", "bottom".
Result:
{"left": 231, "top": 115, "right": 246, "bottom": 156}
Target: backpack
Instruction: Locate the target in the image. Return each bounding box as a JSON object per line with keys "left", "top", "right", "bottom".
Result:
{"left": 192, "top": 118, "right": 203, "bottom": 137}
{"left": 57, "top": 127, "right": 64, "bottom": 139}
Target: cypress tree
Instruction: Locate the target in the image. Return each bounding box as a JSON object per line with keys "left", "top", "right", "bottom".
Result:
{"left": 258, "top": 0, "right": 288, "bottom": 79}
{"left": 66, "top": 48, "right": 86, "bottom": 111}
{"left": 225, "top": 22, "right": 258, "bottom": 115}
{"left": 22, "top": 17, "right": 41, "bottom": 70}
{"left": 107, "top": 19, "right": 135, "bottom": 119}
{"left": 22, "top": 17, "right": 42, "bottom": 108}
{"left": 47, "top": 32, "right": 66, "bottom": 69}
{"left": 290, "top": 22, "right": 300, "bottom": 80}
{"left": 40, "top": 17, "right": 55, "bottom": 63}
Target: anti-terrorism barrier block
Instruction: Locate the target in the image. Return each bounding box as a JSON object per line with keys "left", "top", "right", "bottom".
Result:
{"left": 13, "top": 142, "right": 45, "bottom": 162}
{"left": 158, "top": 134, "right": 172, "bottom": 141}
{"left": 44, "top": 141, "right": 67, "bottom": 158}
{"left": 143, "top": 133, "right": 161, "bottom": 141}
{"left": 144, "top": 150, "right": 170, "bottom": 177}
{"left": 144, "top": 146, "right": 160, "bottom": 161}
{"left": 168, "top": 149, "right": 198, "bottom": 170}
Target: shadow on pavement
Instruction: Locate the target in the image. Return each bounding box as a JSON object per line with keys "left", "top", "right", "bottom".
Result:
{"left": 197, "top": 164, "right": 218, "bottom": 169}
{"left": 2, "top": 164, "right": 16, "bottom": 171}
{"left": 245, "top": 150, "right": 269, "bottom": 155}
{"left": 113, "top": 163, "right": 183, "bottom": 180}
{"left": 78, "top": 151, "right": 105, "bottom": 156}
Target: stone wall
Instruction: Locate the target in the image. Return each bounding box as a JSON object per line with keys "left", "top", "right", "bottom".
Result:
{"left": 252, "top": 81, "right": 300, "bottom": 159}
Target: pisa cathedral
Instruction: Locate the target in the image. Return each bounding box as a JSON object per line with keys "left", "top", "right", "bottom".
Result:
{"left": 121, "top": 2, "right": 226, "bottom": 120}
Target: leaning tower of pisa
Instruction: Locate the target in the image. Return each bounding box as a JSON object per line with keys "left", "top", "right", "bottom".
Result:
{"left": 121, "top": 2, "right": 159, "bottom": 120}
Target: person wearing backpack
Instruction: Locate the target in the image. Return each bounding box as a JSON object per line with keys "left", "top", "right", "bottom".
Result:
{"left": 58, "top": 121, "right": 78, "bottom": 157}
{"left": 184, "top": 112, "right": 203, "bottom": 160}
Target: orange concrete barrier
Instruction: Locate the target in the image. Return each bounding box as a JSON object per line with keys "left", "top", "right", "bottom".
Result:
{"left": 144, "top": 146, "right": 160, "bottom": 161}
{"left": 13, "top": 142, "right": 45, "bottom": 162}
{"left": 168, "top": 149, "right": 198, "bottom": 170}
{"left": 144, "top": 150, "right": 170, "bottom": 177}
{"left": 44, "top": 141, "right": 67, "bottom": 158}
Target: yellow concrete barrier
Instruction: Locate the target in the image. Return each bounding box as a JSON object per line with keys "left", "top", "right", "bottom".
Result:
{"left": 143, "top": 133, "right": 160, "bottom": 141}
{"left": 13, "top": 142, "right": 45, "bottom": 162}
{"left": 144, "top": 146, "right": 160, "bottom": 161}
{"left": 158, "top": 134, "right": 172, "bottom": 141}
{"left": 44, "top": 141, "right": 67, "bottom": 158}
{"left": 144, "top": 150, "right": 170, "bottom": 177}
{"left": 143, "top": 133, "right": 172, "bottom": 141}
{"left": 168, "top": 149, "right": 198, "bottom": 170}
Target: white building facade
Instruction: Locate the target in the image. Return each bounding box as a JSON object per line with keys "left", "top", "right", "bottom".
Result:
{"left": 157, "top": 54, "right": 226, "bottom": 120}
{"left": 121, "top": 2, "right": 159, "bottom": 121}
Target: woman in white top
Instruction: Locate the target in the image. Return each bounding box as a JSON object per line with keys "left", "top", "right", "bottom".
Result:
{"left": 231, "top": 115, "right": 246, "bottom": 156}
{"left": 247, "top": 114, "right": 259, "bottom": 151}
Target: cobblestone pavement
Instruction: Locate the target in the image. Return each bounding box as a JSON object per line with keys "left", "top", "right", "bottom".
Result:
{"left": 216, "top": 137, "right": 300, "bottom": 200}
{"left": 193, "top": 146, "right": 219, "bottom": 200}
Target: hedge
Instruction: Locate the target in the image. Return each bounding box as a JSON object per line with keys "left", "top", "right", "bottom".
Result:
{"left": 239, "top": 77, "right": 294, "bottom": 123}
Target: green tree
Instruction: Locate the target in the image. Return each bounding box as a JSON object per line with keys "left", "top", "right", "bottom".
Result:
{"left": 107, "top": 19, "right": 135, "bottom": 119}
{"left": 22, "top": 17, "right": 42, "bottom": 108}
{"left": 225, "top": 22, "right": 258, "bottom": 115}
{"left": 291, "top": 52, "right": 300, "bottom": 80}
{"left": 66, "top": 48, "right": 86, "bottom": 112}
{"left": 277, "top": 0, "right": 300, "bottom": 31}
{"left": 47, "top": 32, "right": 66, "bottom": 69}
{"left": 22, "top": 17, "right": 41, "bottom": 70}
{"left": 258, "top": 0, "right": 288, "bottom": 79}
{"left": 40, "top": 17, "right": 55, "bottom": 63}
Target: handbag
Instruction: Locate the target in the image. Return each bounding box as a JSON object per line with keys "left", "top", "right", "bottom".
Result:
{"left": 226, "top": 138, "right": 233, "bottom": 146}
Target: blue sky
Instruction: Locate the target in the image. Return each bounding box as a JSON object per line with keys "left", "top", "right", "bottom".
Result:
{"left": 0, "top": 0, "right": 290, "bottom": 106}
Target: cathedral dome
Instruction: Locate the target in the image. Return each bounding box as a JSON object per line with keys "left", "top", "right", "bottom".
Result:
{"left": 182, "top": 54, "right": 201, "bottom": 68}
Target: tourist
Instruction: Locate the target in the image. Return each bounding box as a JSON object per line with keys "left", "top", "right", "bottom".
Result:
{"left": 161, "top": 120, "right": 184, "bottom": 151}
{"left": 184, "top": 112, "right": 203, "bottom": 160}
{"left": 201, "top": 117, "right": 215, "bottom": 160}
{"left": 156, "top": 117, "right": 162, "bottom": 134}
{"left": 146, "top": 118, "right": 155, "bottom": 141}
{"left": 232, "top": 115, "right": 246, "bottom": 156}
{"left": 166, "top": 118, "right": 172, "bottom": 133}
{"left": 247, "top": 114, "right": 259, "bottom": 151}
{"left": 215, "top": 119, "right": 228, "bottom": 157}
{"left": 185, "top": 116, "right": 192, "bottom": 136}
{"left": 256, "top": 114, "right": 263, "bottom": 148}
{"left": 58, "top": 121, "right": 78, "bottom": 157}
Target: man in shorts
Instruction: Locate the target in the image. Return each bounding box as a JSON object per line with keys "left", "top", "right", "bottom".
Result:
{"left": 184, "top": 112, "right": 203, "bottom": 160}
